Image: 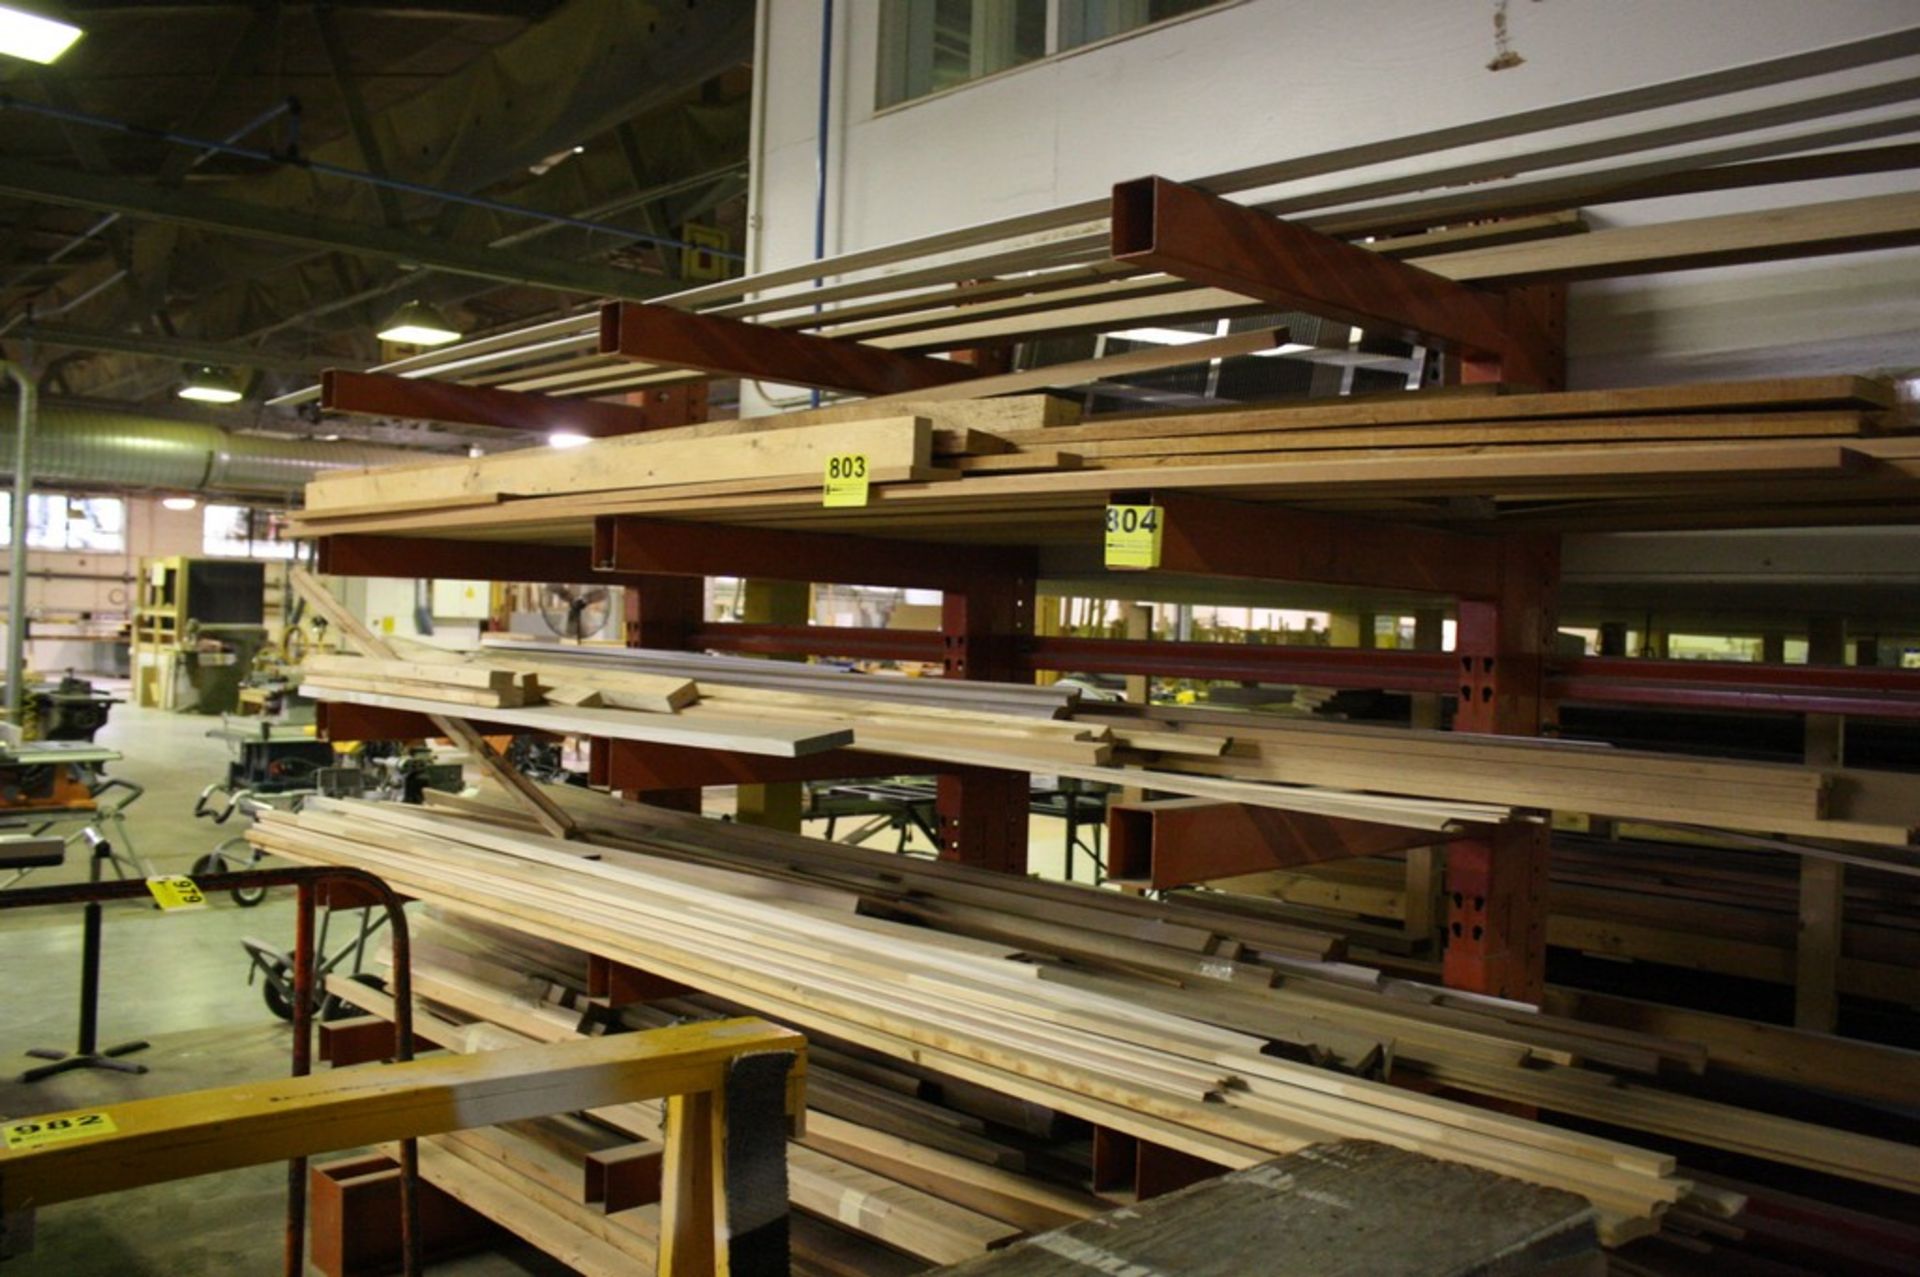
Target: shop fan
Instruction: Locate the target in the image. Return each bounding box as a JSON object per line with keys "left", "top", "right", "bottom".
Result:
{"left": 537, "top": 584, "right": 611, "bottom": 641}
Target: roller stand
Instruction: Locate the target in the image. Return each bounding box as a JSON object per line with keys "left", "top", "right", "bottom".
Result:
{"left": 21, "top": 833, "right": 149, "bottom": 1082}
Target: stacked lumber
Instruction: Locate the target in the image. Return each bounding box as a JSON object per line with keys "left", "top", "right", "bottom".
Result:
{"left": 1613, "top": 1169, "right": 1920, "bottom": 1277}
{"left": 1082, "top": 700, "right": 1920, "bottom": 846}
{"left": 298, "top": 632, "right": 1513, "bottom": 833}
{"left": 297, "top": 625, "right": 1920, "bottom": 846}
{"left": 305, "top": 652, "right": 550, "bottom": 710}
{"left": 376, "top": 910, "right": 1099, "bottom": 1267}
{"left": 287, "top": 375, "right": 1920, "bottom": 542}
{"left": 411, "top": 784, "right": 1920, "bottom": 1170}
{"left": 252, "top": 796, "right": 1697, "bottom": 1245}
{"left": 254, "top": 792, "right": 1920, "bottom": 1254}
{"left": 1209, "top": 829, "right": 1920, "bottom": 1006}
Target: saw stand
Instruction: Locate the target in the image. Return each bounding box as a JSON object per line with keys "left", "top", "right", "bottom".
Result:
{"left": 20, "top": 831, "right": 151, "bottom": 1082}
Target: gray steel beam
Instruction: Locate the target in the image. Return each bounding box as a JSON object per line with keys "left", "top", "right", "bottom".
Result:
{"left": 18, "top": 324, "right": 348, "bottom": 376}
{"left": 0, "top": 156, "right": 682, "bottom": 302}
{"left": 316, "top": 5, "right": 407, "bottom": 228}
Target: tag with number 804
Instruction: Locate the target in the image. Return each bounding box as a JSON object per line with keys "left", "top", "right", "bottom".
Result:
{"left": 146, "top": 875, "right": 207, "bottom": 911}
{"left": 1104, "top": 503, "right": 1164, "bottom": 570}
{"left": 822, "top": 453, "right": 871, "bottom": 507}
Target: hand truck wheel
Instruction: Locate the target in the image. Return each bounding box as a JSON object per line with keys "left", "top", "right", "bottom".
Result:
{"left": 190, "top": 850, "right": 268, "bottom": 908}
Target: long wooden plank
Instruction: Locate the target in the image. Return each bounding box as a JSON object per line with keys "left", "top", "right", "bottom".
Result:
{"left": 302, "top": 415, "right": 933, "bottom": 514}
{"left": 298, "top": 683, "right": 854, "bottom": 759}
{"left": 1052, "top": 411, "right": 1878, "bottom": 458}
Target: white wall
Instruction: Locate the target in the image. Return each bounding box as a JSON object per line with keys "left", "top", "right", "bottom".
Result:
{"left": 751, "top": 0, "right": 1920, "bottom": 390}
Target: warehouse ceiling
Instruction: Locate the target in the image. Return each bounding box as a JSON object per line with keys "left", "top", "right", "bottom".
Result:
{"left": 0, "top": 0, "right": 754, "bottom": 447}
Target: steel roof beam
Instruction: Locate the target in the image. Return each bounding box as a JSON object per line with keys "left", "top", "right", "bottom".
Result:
{"left": 16, "top": 322, "right": 344, "bottom": 376}
{"left": 0, "top": 155, "right": 680, "bottom": 302}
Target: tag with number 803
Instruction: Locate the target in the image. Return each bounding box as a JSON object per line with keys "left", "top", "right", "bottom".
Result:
{"left": 822, "top": 453, "right": 871, "bottom": 507}
{"left": 1104, "top": 503, "right": 1164, "bottom": 570}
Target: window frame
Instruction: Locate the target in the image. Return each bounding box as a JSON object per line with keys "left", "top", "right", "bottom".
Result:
{"left": 875, "top": 0, "right": 1244, "bottom": 113}
{"left": 201, "top": 503, "right": 298, "bottom": 561}
{"left": 0, "top": 491, "right": 128, "bottom": 553}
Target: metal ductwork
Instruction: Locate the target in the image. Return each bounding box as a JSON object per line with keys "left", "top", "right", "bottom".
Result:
{"left": 0, "top": 401, "right": 429, "bottom": 500}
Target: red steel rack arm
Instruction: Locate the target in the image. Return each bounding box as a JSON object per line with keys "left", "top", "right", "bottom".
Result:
{"left": 599, "top": 301, "right": 983, "bottom": 397}
{"left": 319, "top": 369, "right": 706, "bottom": 439}
{"left": 1110, "top": 175, "right": 1564, "bottom": 388}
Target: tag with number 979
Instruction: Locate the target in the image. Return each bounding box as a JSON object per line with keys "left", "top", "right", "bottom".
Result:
{"left": 147, "top": 875, "right": 207, "bottom": 911}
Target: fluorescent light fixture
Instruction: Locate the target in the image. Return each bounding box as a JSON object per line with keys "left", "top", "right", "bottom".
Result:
{"left": 0, "top": 4, "right": 83, "bottom": 64}
{"left": 1104, "top": 327, "right": 1215, "bottom": 346}
{"left": 1252, "top": 342, "right": 1316, "bottom": 358}
{"left": 161, "top": 496, "right": 198, "bottom": 512}
{"left": 377, "top": 300, "right": 462, "bottom": 347}
{"left": 547, "top": 430, "right": 591, "bottom": 449}
{"left": 178, "top": 364, "right": 244, "bottom": 404}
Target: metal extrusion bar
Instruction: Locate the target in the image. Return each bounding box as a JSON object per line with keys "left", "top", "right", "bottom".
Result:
{"left": 598, "top": 301, "right": 983, "bottom": 396}
{"left": 694, "top": 623, "right": 947, "bottom": 664}
{"left": 1111, "top": 175, "right": 1514, "bottom": 358}
{"left": 320, "top": 370, "right": 661, "bottom": 438}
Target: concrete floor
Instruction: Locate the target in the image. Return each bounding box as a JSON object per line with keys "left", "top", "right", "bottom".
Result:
{"left": 0, "top": 699, "right": 567, "bottom": 1275}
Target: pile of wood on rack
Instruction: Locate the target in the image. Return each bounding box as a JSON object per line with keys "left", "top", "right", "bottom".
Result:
{"left": 1218, "top": 827, "right": 1920, "bottom": 1007}
{"left": 252, "top": 789, "right": 1920, "bottom": 1272}
{"left": 288, "top": 374, "right": 1920, "bottom": 542}
{"left": 296, "top": 633, "right": 1920, "bottom": 847}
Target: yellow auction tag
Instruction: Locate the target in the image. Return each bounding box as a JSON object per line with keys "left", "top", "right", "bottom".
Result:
{"left": 4, "top": 1112, "right": 117, "bottom": 1151}
{"left": 823, "top": 453, "right": 871, "bottom": 507}
{"left": 1103, "top": 504, "right": 1164, "bottom": 570}
{"left": 146, "top": 875, "right": 208, "bottom": 911}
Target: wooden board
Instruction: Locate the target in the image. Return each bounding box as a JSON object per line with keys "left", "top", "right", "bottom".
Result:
{"left": 298, "top": 683, "right": 853, "bottom": 758}
{"left": 303, "top": 416, "right": 934, "bottom": 513}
